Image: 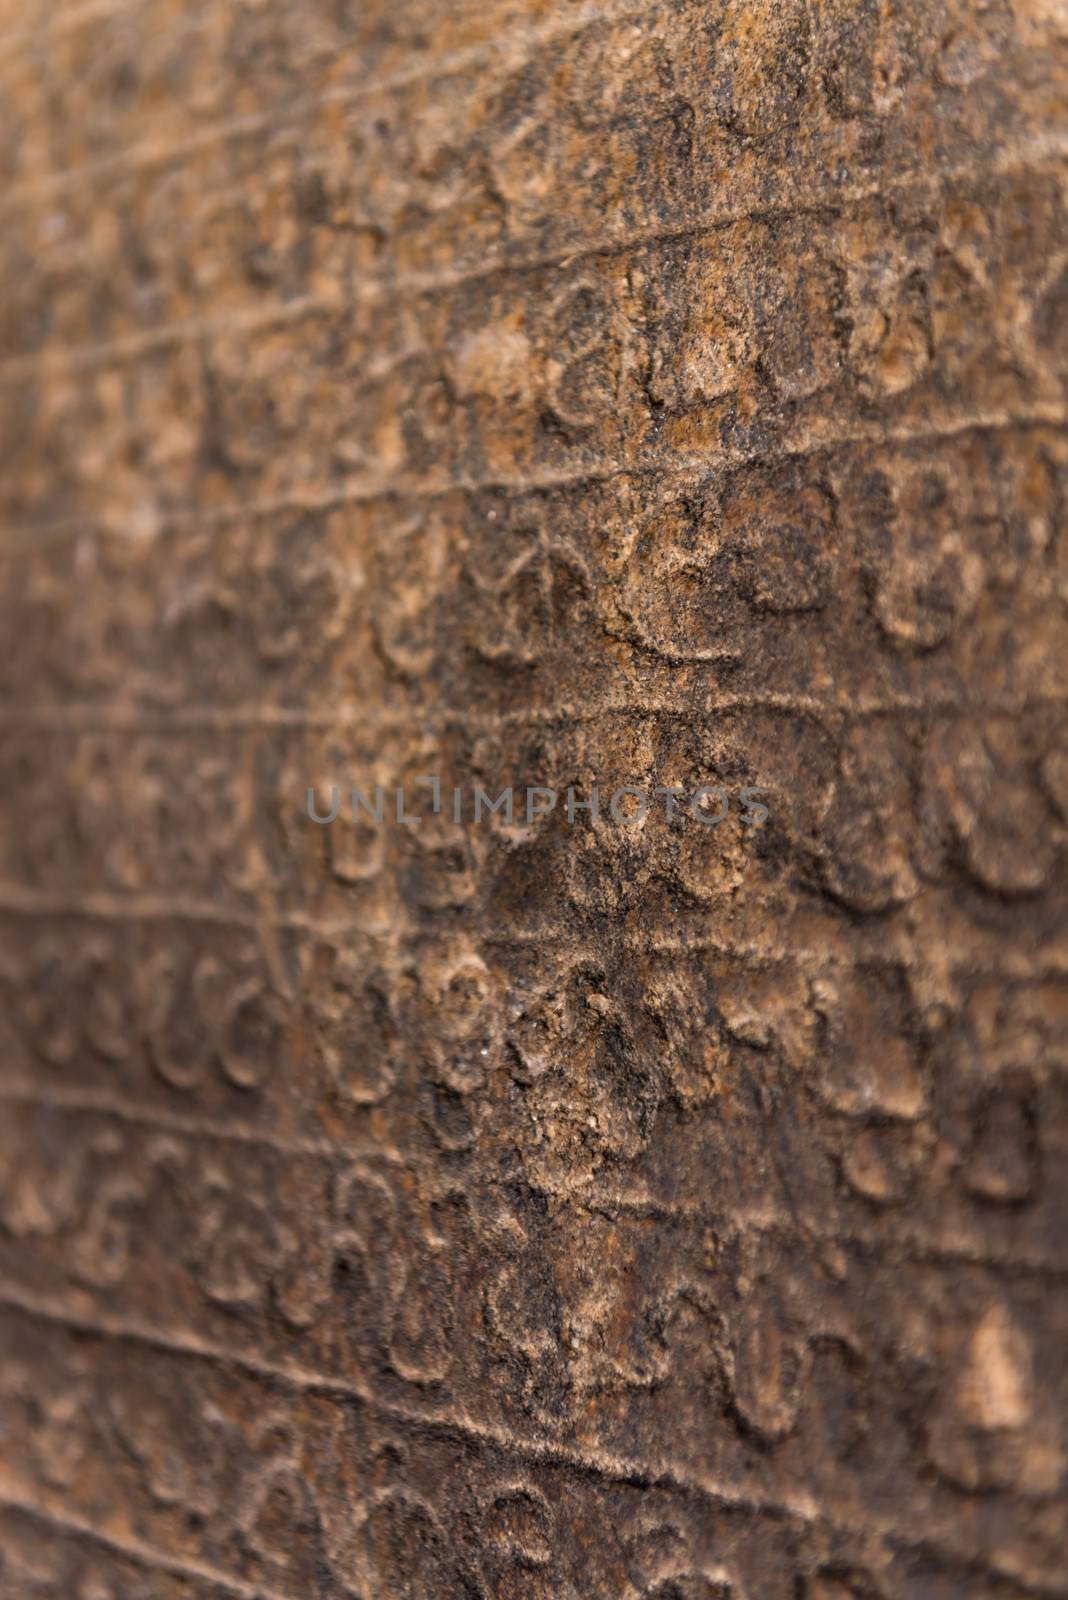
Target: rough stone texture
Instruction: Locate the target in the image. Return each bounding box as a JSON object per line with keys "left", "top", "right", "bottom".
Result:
{"left": 1, "top": 1, "right": 1068, "bottom": 1597}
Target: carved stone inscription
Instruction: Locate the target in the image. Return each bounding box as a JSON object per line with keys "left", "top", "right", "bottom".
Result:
{"left": 1, "top": 1, "right": 1067, "bottom": 1596}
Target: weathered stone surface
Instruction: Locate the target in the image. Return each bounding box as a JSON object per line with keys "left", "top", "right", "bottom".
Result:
{"left": 1, "top": 2, "right": 1067, "bottom": 1597}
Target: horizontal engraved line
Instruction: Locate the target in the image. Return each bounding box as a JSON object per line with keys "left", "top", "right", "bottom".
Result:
{"left": 0, "top": 1286, "right": 1062, "bottom": 1596}
{"left": 3, "top": 689, "right": 1068, "bottom": 732}
{"left": 2, "top": 883, "right": 1068, "bottom": 992}
{"left": 0, "top": 1493, "right": 296, "bottom": 1600}
{"left": 2, "top": 1084, "right": 1067, "bottom": 1282}
{"left": 7, "top": 401, "right": 1067, "bottom": 549}
{"left": 3, "top": 134, "right": 1066, "bottom": 385}
{"left": 0, "top": 863, "right": 1061, "bottom": 965}
{"left": 0, "top": 0, "right": 164, "bottom": 50}
{"left": 0, "top": 1080, "right": 401, "bottom": 1163}
{"left": 0, "top": 0, "right": 648, "bottom": 209}
{"left": 0, "top": 1284, "right": 822, "bottom": 1520}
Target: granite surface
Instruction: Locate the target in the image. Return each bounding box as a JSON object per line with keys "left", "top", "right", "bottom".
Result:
{"left": 1, "top": 1, "right": 1067, "bottom": 1596}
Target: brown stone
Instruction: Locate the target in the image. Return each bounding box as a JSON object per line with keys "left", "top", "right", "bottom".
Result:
{"left": 1, "top": 1, "right": 1067, "bottom": 1596}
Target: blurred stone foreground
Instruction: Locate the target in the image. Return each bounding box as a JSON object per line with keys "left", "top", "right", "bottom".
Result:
{"left": 0, "top": 1, "right": 1067, "bottom": 1596}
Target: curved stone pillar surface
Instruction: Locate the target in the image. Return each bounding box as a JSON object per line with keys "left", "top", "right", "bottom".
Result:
{"left": 1, "top": 2, "right": 1067, "bottom": 1597}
